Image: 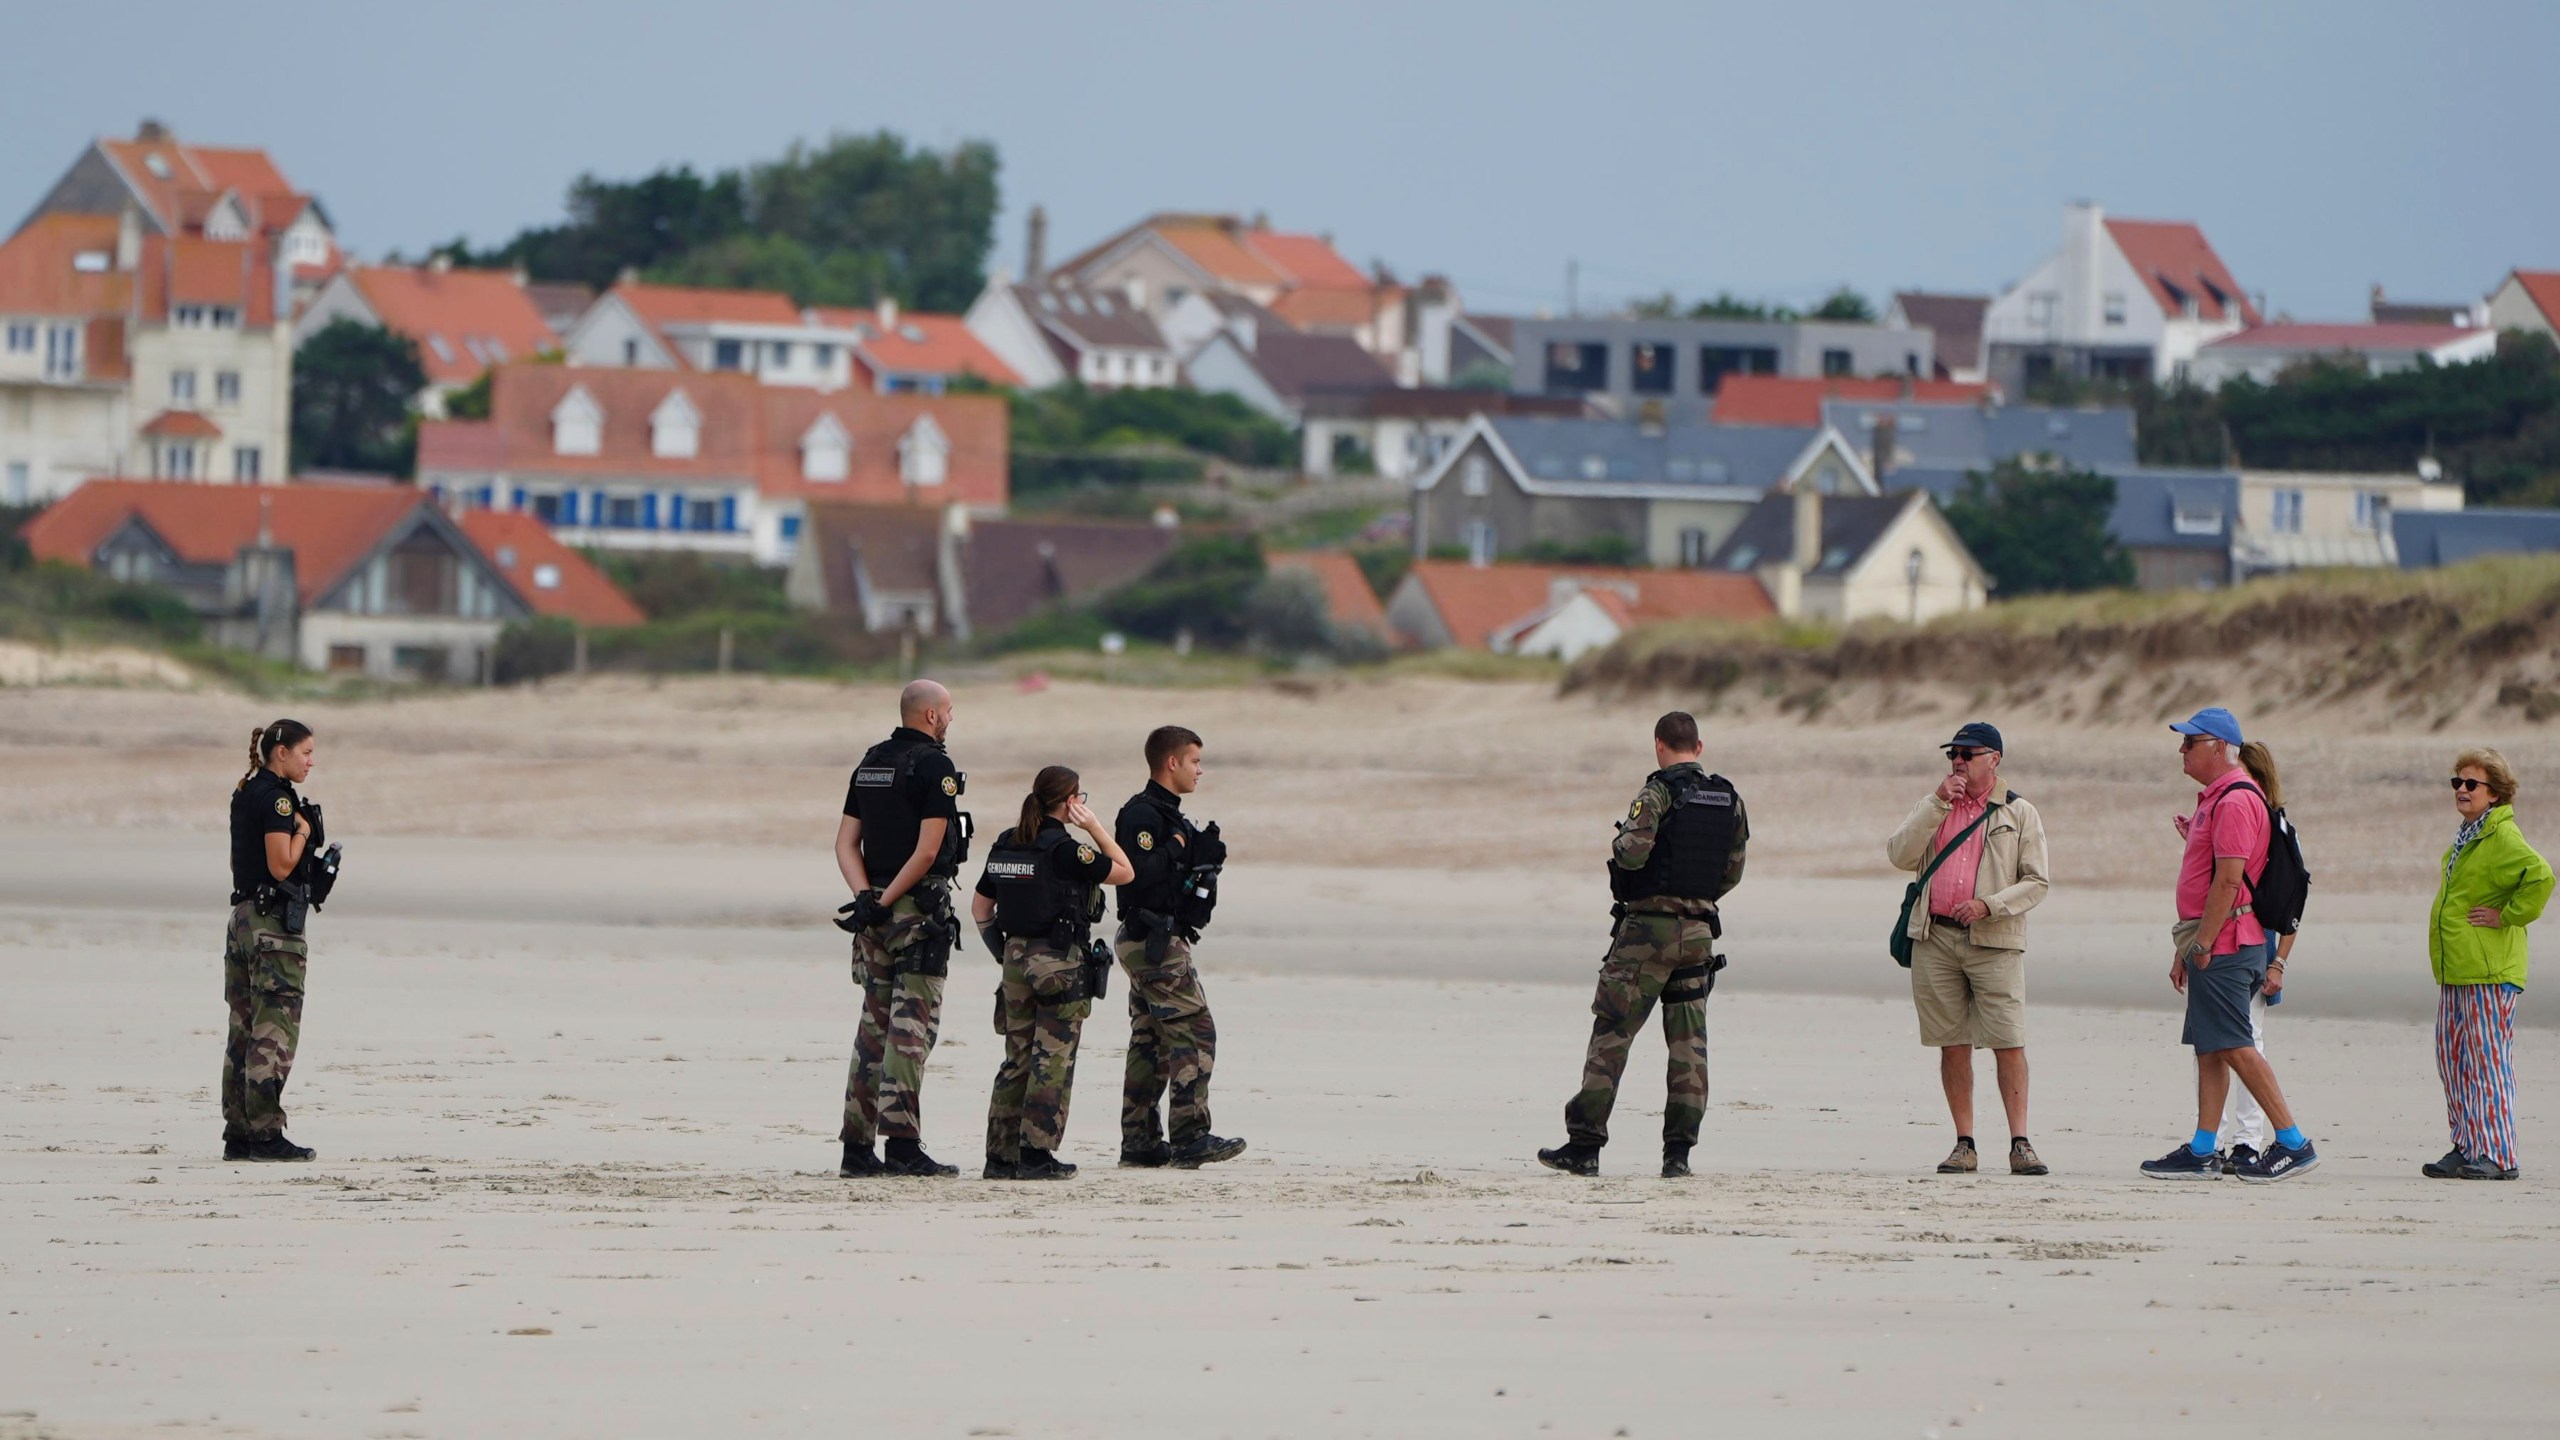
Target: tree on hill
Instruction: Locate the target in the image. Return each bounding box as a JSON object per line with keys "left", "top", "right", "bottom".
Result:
{"left": 435, "top": 132, "right": 1000, "bottom": 313}
{"left": 1808, "top": 286, "right": 1876, "bottom": 323}
{"left": 1942, "top": 460, "right": 2133, "bottom": 596}
{"left": 2215, "top": 332, "right": 2560, "bottom": 504}
{"left": 292, "top": 320, "right": 426, "bottom": 476}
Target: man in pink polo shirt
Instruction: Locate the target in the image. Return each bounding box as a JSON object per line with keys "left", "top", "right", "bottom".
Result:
{"left": 2141, "top": 706, "right": 2319, "bottom": 1183}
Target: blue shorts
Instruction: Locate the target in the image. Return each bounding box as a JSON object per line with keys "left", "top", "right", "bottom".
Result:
{"left": 2182, "top": 940, "right": 2268, "bottom": 1054}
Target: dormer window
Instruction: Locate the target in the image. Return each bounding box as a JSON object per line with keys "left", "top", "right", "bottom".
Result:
{"left": 898, "top": 415, "right": 949, "bottom": 487}
{"left": 650, "top": 388, "right": 700, "bottom": 459}
{"left": 801, "top": 413, "right": 850, "bottom": 482}
{"left": 551, "top": 384, "right": 602, "bottom": 456}
{"left": 144, "top": 153, "right": 171, "bottom": 179}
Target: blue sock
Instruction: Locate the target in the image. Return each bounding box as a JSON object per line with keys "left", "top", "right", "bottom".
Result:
{"left": 2191, "top": 1128, "right": 2218, "bottom": 1157}
{"left": 2274, "top": 1125, "right": 2306, "bottom": 1150}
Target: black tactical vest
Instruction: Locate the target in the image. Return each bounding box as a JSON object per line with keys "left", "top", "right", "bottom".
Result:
{"left": 850, "top": 733, "right": 969, "bottom": 884}
{"left": 983, "top": 825, "right": 1104, "bottom": 940}
{"left": 1611, "top": 768, "right": 1741, "bottom": 903}
{"left": 1116, "top": 789, "right": 1199, "bottom": 916}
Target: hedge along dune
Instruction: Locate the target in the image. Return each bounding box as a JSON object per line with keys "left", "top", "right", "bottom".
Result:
{"left": 1566, "top": 554, "right": 2560, "bottom": 734}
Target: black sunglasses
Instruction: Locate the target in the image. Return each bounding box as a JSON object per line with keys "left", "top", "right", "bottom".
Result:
{"left": 2450, "top": 777, "right": 2488, "bottom": 794}
{"left": 1945, "top": 747, "right": 1991, "bottom": 762}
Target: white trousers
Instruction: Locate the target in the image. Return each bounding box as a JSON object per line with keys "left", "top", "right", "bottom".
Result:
{"left": 2217, "top": 993, "right": 2270, "bottom": 1148}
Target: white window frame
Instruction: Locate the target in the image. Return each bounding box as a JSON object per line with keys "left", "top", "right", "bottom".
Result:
{"left": 1461, "top": 455, "right": 1490, "bottom": 496}
{"left": 234, "top": 445, "right": 262, "bottom": 481}
{"left": 215, "top": 370, "right": 240, "bottom": 406}
{"left": 898, "top": 415, "right": 950, "bottom": 487}
{"left": 552, "top": 385, "right": 603, "bottom": 456}
{"left": 170, "top": 369, "right": 197, "bottom": 407}
{"left": 2354, "top": 491, "right": 2389, "bottom": 533}
{"left": 2271, "top": 489, "right": 2303, "bottom": 534}
{"left": 1464, "top": 518, "right": 1497, "bottom": 566}
{"left": 650, "top": 389, "right": 701, "bottom": 460}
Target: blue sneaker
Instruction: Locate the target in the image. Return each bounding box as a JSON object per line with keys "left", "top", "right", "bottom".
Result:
{"left": 2139, "top": 1144, "right": 2221, "bottom": 1181}
{"left": 2235, "top": 1138, "right": 2318, "bottom": 1183}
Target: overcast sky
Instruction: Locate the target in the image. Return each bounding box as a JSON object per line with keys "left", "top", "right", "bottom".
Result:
{"left": 5, "top": 1, "right": 2550, "bottom": 320}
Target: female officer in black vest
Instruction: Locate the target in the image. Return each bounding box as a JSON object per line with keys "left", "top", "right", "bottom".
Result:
{"left": 224, "top": 719, "right": 324, "bottom": 1161}
{"left": 973, "top": 765, "right": 1131, "bottom": 1179}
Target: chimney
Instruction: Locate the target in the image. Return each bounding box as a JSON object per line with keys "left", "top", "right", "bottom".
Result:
{"left": 510, "top": 266, "right": 529, "bottom": 288}
{"left": 1024, "top": 205, "right": 1048, "bottom": 287}
{"left": 616, "top": 265, "right": 639, "bottom": 287}
{"left": 1250, "top": 210, "right": 1271, "bottom": 232}
{"left": 877, "top": 296, "right": 899, "bottom": 331}
{"left": 429, "top": 252, "right": 453, "bottom": 274}
{"left": 1792, "top": 480, "right": 1823, "bottom": 573}
{"left": 1870, "top": 413, "right": 1898, "bottom": 481}
{"left": 137, "top": 117, "right": 172, "bottom": 143}
{"left": 115, "top": 203, "right": 143, "bottom": 271}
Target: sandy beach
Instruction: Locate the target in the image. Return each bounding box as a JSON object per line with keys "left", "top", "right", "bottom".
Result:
{"left": 3, "top": 672, "right": 2556, "bottom": 1437}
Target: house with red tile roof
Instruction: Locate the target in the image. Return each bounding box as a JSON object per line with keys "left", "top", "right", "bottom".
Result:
{"left": 1710, "top": 375, "right": 1993, "bottom": 428}
{"left": 807, "top": 301, "right": 1021, "bottom": 393}
{"left": 1983, "top": 202, "right": 2260, "bottom": 392}
{"left": 2189, "top": 323, "right": 2496, "bottom": 390}
{"left": 783, "top": 501, "right": 1186, "bottom": 640}
{"left": 296, "top": 260, "right": 562, "bottom": 415}
{"left": 18, "top": 120, "right": 338, "bottom": 299}
{"left": 560, "top": 282, "right": 1013, "bottom": 396}
{"left": 18, "top": 478, "right": 593, "bottom": 679}
{"left": 415, "top": 363, "right": 1007, "bottom": 565}
{"left": 1384, "top": 559, "right": 1776, "bottom": 656}
{"left": 1265, "top": 551, "right": 1389, "bottom": 641}
{"left": 2486, "top": 271, "right": 2560, "bottom": 342}
{"left": 455, "top": 510, "right": 646, "bottom": 629}
{"left": 0, "top": 206, "right": 291, "bottom": 502}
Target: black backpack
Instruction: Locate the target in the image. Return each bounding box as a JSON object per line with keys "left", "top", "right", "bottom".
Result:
{"left": 2226, "top": 781, "right": 2310, "bottom": 936}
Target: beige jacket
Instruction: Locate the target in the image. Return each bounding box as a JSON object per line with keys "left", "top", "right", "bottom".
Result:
{"left": 1887, "top": 788, "right": 2051, "bottom": 953}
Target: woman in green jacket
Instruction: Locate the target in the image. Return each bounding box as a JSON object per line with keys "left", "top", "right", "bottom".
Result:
{"left": 2425, "top": 747, "right": 2553, "bottom": 1181}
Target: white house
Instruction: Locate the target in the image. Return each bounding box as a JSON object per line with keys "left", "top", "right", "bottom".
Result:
{"left": 962, "top": 275, "right": 1179, "bottom": 390}
{"left": 2189, "top": 324, "right": 2497, "bottom": 390}
{"left": 1983, "top": 202, "right": 2260, "bottom": 392}
{"left": 2484, "top": 271, "right": 2560, "bottom": 342}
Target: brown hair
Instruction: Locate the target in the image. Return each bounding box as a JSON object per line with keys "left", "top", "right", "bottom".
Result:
{"left": 2454, "top": 747, "right": 2519, "bottom": 806}
{"left": 1014, "top": 765, "right": 1082, "bottom": 846}
{"left": 1654, "top": 711, "right": 1700, "bottom": 752}
{"left": 1145, "top": 725, "right": 1204, "bottom": 774}
{"left": 2237, "top": 740, "right": 2284, "bottom": 810}
{"left": 237, "top": 718, "right": 313, "bottom": 791}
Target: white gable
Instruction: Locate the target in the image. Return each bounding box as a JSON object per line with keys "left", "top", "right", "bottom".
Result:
{"left": 650, "top": 388, "right": 701, "bottom": 459}
{"left": 801, "top": 412, "right": 850, "bottom": 482}
{"left": 898, "top": 414, "right": 949, "bottom": 487}
{"left": 552, "top": 385, "right": 602, "bottom": 456}
{"left": 202, "top": 193, "right": 251, "bottom": 242}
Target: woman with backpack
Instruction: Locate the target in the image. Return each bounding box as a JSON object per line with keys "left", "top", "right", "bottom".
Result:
{"left": 2216, "top": 740, "right": 2300, "bottom": 1174}
{"left": 2424, "top": 748, "right": 2552, "bottom": 1181}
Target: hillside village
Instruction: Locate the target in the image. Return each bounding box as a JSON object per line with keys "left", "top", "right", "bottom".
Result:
{"left": 9, "top": 119, "right": 2560, "bottom": 682}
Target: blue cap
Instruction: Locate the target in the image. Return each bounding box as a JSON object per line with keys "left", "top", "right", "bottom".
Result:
{"left": 1943, "top": 721, "right": 2003, "bottom": 754}
{"left": 2169, "top": 706, "right": 2243, "bottom": 746}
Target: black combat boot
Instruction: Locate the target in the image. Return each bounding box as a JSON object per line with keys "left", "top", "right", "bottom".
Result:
{"left": 839, "top": 1141, "right": 885, "bottom": 1178}
{"left": 1537, "top": 1142, "right": 1600, "bottom": 1176}
{"left": 1661, "top": 1146, "right": 1693, "bottom": 1179}
{"left": 239, "top": 1134, "right": 315, "bottom": 1162}
{"left": 1118, "top": 1141, "right": 1175, "bottom": 1168}
{"left": 222, "top": 1133, "right": 251, "bottom": 1162}
{"left": 881, "top": 1138, "right": 958, "bottom": 1178}
{"left": 982, "top": 1154, "right": 1019, "bottom": 1180}
{"left": 1171, "top": 1134, "right": 1247, "bottom": 1169}
{"left": 1014, "top": 1148, "right": 1078, "bottom": 1180}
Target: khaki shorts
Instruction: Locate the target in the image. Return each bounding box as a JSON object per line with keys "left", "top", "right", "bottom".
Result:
{"left": 1911, "top": 924, "right": 2026, "bottom": 1049}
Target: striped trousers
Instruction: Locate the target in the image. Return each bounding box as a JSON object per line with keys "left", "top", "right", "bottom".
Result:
{"left": 2436, "top": 983, "right": 2522, "bottom": 1170}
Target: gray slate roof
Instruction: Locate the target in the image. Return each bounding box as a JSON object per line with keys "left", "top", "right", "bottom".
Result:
{"left": 1246, "top": 330, "right": 1395, "bottom": 401}
{"left": 1887, "top": 464, "right": 2239, "bottom": 552}
{"left": 1822, "top": 400, "right": 2137, "bottom": 472}
{"left": 2393, "top": 508, "right": 2560, "bottom": 569}
{"left": 1708, "top": 492, "right": 1915, "bottom": 576}
{"left": 1485, "top": 416, "right": 1821, "bottom": 492}
{"left": 1891, "top": 292, "right": 1988, "bottom": 370}
{"left": 1013, "top": 283, "right": 1169, "bottom": 352}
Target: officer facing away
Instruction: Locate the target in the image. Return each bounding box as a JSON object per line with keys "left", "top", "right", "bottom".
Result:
{"left": 1111, "top": 725, "right": 1248, "bottom": 1170}
{"left": 833, "top": 678, "right": 973, "bottom": 1179}
{"left": 1540, "top": 710, "right": 1748, "bottom": 1179}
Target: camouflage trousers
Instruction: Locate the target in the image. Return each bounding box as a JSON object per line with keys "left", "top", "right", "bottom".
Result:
{"left": 1563, "top": 909, "right": 1715, "bottom": 1151}
{"left": 1114, "top": 925, "right": 1217, "bottom": 1149}
{"left": 221, "top": 902, "right": 307, "bottom": 1141}
{"left": 985, "top": 939, "right": 1091, "bottom": 1160}
{"left": 840, "top": 887, "right": 950, "bottom": 1145}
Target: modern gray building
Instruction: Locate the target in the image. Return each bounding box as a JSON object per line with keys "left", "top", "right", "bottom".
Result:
{"left": 2393, "top": 509, "right": 2560, "bottom": 569}
{"left": 1818, "top": 398, "right": 2138, "bottom": 477}
{"left": 1507, "top": 315, "right": 1936, "bottom": 425}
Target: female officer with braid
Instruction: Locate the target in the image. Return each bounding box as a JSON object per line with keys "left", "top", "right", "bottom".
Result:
{"left": 223, "top": 719, "right": 326, "bottom": 1161}
{"left": 973, "top": 765, "right": 1131, "bottom": 1180}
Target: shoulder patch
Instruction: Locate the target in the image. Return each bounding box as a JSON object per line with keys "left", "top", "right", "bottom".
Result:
{"left": 1137, "top": 831, "right": 1154, "bottom": 851}
{"left": 1076, "top": 844, "right": 1096, "bottom": 865}
{"left": 1629, "top": 800, "right": 1644, "bottom": 821}
{"left": 274, "top": 796, "right": 294, "bottom": 817}
{"left": 940, "top": 775, "right": 958, "bottom": 797}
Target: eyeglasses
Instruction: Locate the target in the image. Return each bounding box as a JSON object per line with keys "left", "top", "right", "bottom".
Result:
{"left": 1945, "top": 748, "right": 1989, "bottom": 762}
{"left": 2451, "top": 777, "right": 2488, "bottom": 794}
{"left": 2179, "top": 735, "right": 2213, "bottom": 752}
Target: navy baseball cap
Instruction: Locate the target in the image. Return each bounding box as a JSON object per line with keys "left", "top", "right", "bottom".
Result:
{"left": 1943, "top": 721, "right": 2003, "bottom": 754}
{"left": 2169, "top": 706, "right": 2244, "bottom": 746}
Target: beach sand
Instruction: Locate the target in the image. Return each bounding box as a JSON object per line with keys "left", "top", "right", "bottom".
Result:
{"left": 2, "top": 673, "right": 2555, "bottom": 1437}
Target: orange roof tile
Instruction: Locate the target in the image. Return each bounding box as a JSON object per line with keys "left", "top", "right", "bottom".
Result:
{"left": 1267, "top": 286, "right": 1379, "bottom": 332}
{"left": 1711, "top": 375, "right": 1991, "bottom": 427}
{"left": 615, "top": 281, "right": 803, "bottom": 329}
{"left": 349, "top": 266, "right": 560, "bottom": 386}
{"left": 136, "top": 234, "right": 277, "bottom": 327}
{"left": 186, "top": 146, "right": 297, "bottom": 204}
{"left": 1244, "top": 231, "right": 1370, "bottom": 290}
{"left": 0, "top": 213, "right": 131, "bottom": 320}
{"left": 753, "top": 387, "right": 1008, "bottom": 505}
{"left": 96, "top": 134, "right": 314, "bottom": 242}
{"left": 812, "top": 308, "right": 1021, "bottom": 386}
{"left": 21, "top": 480, "right": 427, "bottom": 604}
{"left": 457, "top": 510, "right": 646, "bottom": 628}
{"left": 2507, "top": 271, "right": 2560, "bottom": 329}
{"left": 2104, "top": 218, "right": 2260, "bottom": 325}
{"left": 1266, "top": 551, "right": 1388, "bottom": 634}
{"left": 139, "top": 409, "right": 223, "bottom": 438}
{"left": 1404, "top": 559, "right": 1773, "bottom": 650}
{"left": 1156, "top": 223, "right": 1291, "bottom": 287}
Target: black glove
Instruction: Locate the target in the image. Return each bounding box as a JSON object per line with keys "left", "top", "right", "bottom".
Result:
{"left": 1189, "top": 821, "right": 1227, "bottom": 870}
{"left": 833, "top": 891, "right": 890, "bottom": 935}
{"left": 978, "top": 922, "right": 1003, "bottom": 956}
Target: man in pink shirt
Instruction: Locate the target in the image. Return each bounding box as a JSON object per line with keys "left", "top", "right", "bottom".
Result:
{"left": 2142, "top": 707, "right": 2319, "bottom": 1182}
{"left": 1888, "top": 722, "right": 2051, "bottom": 1176}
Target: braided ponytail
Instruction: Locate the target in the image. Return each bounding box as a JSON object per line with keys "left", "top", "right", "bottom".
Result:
{"left": 238, "top": 718, "right": 314, "bottom": 791}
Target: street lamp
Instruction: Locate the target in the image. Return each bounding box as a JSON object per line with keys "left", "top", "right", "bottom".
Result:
{"left": 1905, "top": 548, "right": 1925, "bottom": 624}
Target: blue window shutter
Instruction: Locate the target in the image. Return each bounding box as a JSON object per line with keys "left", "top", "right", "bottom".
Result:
{"left": 560, "top": 491, "right": 579, "bottom": 525}
{"left": 511, "top": 487, "right": 527, "bottom": 511}
{"left": 781, "top": 515, "right": 802, "bottom": 540}
{"left": 591, "top": 490, "right": 605, "bottom": 526}
{"left": 720, "top": 496, "right": 737, "bottom": 532}
{"left": 642, "top": 494, "right": 659, "bottom": 530}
